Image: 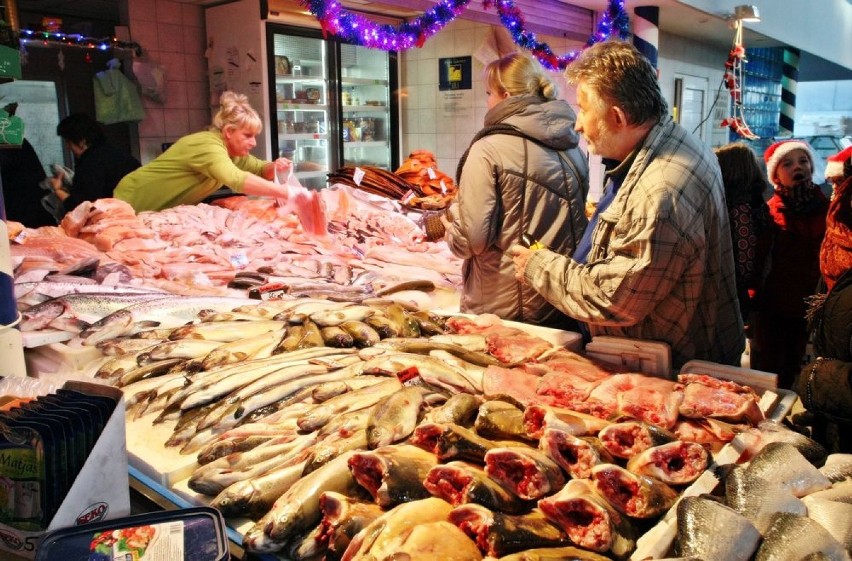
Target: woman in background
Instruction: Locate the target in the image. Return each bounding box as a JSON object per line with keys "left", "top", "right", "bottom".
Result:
{"left": 714, "top": 142, "right": 772, "bottom": 331}
{"left": 437, "top": 52, "right": 589, "bottom": 329}
{"left": 52, "top": 112, "right": 141, "bottom": 216}
{"left": 114, "top": 91, "right": 305, "bottom": 213}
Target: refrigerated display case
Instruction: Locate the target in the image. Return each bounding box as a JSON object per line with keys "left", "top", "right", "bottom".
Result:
{"left": 266, "top": 25, "right": 399, "bottom": 190}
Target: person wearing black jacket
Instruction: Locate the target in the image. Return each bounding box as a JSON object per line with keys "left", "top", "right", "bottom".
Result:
{"left": 50, "top": 113, "right": 141, "bottom": 216}
{"left": 0, "top": 137, "right": 57, "bottom": 227}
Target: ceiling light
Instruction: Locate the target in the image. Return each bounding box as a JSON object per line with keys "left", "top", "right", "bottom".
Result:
{"left": 732, "top": 5, "right": 760, "bottom": 22}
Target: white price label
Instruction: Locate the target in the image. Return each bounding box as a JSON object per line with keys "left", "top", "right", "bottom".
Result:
{"left": 230, "top": 252, "right": 249, "bottom": 268}
{"left": 353, "top": 167, "right": 366, "bottom": 186}
{"left": 427, "top": 167, "right": 437, "bottom": 180}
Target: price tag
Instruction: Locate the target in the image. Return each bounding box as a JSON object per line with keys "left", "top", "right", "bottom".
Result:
{"left": 427, "top": 167, "right": 437, "bottom": 179}
{"left": 353, "top": 167, "right": 366, "bottom": 186}
{"left": 13, "top": 229, "right": 28, "bottom": 244}
{"left": 401, "top": 190, "right": 416, "bottom": 205}
{"left": 440, "top": 180, "right": 447, "bottom": 194}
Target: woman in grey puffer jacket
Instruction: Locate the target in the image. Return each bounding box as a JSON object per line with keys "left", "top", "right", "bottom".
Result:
{"left": 444, "top": 52, "right": 590, "bottom": 329}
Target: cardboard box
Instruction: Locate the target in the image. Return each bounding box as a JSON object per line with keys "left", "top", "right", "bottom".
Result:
{"left": 0, "top": 381, "right": 130, "bottom": 559}
{"left": 585, "top": 335, "right": 672, "bottom": 377}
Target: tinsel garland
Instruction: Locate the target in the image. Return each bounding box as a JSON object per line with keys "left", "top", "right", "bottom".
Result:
{"left": 301, "top": 0, "right": 630, "bottom": 70}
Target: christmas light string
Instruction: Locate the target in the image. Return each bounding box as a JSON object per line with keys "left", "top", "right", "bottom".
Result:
{"left": 18, "top": 29, "right": 143, "bottom": 57}
{"left": 301, "top": 0, "right": 630, "bottom": 70}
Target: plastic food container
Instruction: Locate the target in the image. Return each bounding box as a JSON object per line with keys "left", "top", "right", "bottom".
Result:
{"left": 34, "top": 507, "right": 228, "bottom": 561}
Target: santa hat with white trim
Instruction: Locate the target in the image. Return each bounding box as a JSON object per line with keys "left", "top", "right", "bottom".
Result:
{"left": 763, "top": 139, "right": 815, "bottom": 183}
{"left": 825, "top": 146, "right": 852, "bottom": 182}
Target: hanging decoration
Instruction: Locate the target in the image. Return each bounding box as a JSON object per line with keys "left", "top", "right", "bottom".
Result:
{"left": 484, "top": 0, "right": 630, "bottom": 70}
{"left": 300, "top": 0, "right": 630, "bottom": 70}
{"left": 18, "top": 29, "right": 143, "bottom": 57}
{"left": 720, "top": 19, "right": 758, "bottom": 139}
{"left": 302, "top": 0, "right": 471, "bottom": 50}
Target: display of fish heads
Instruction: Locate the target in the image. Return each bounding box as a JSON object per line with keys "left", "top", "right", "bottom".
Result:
{"left": 539, "top": 429, "right": 613, "bottom": 480}
{"left": 448, "top": 503, "right": 570, "bottom": 558}
{"left": 318, "top": 496, "right": 384, "bottom": 560}
{"left": 744, "top": 442, "right": 832, "bottom": 498}
{"left": 590, "top": 463, "right": 678, "bottom": 518}
{"left": 410, "top": 422, "right": 500, "bottom": 464}
{"left": 675, "top": 495, "right": 761, "bottom": 561}
{"left": 485, "top": 447, "right": 566, "bottom": 501}
{"left": 424, "top": 461, "right": 534, "bottom": 514}
{"left": 625, "top": 440, "right": 709, "bottom": 486}
{"left": 598, "top": 419, "right": 677, "bottom": 459}
{"left": 348, "top": 444, "right": 437, "bottom": 508}
{"left": 475, "top": 400, "right": 532, "bottom": 442}
{"left": 341, "top": 498, "right": 482, "bottom": 561}
{"left": 537, "top": 479, "right": 636, "bottom": 559}
{"left": 523, "top": 404, "right": 612, "bottom": 440}
{"left": 754, "top": 512, "right": 850, "bottom": 561}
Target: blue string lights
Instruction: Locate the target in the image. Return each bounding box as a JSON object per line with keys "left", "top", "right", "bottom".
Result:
{"left": 301, "top": 0, "right": 630, "bottom": 70}
{"left": 18, "top": 29, "right": 143, "bottom": 57}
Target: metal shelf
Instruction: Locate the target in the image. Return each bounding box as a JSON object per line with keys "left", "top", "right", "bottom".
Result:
{"left": 341, "top": 105, "right": 387, "bottom": 113}
{"left": 277, "top": 103, "right": 328, "bottom": 111}
{"left": 341, "top": 77, "right": 388, "bottom": 86}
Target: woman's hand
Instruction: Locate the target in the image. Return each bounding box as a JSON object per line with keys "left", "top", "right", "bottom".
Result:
{"left": 50, "top": 173, "right": 70, "bottom": 201}
{"left": 273, "top": 157, "right": 293, "bottom": 180}
{"left": 509, "top": 244, "right": 532, "bottom": 283}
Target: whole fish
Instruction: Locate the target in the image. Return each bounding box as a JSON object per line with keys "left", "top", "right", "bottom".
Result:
{"left": 590, "top": 463, "right": 678, "bottom": 518}
{"left": 168, "top": 320, "right": 287, "bottom": 342}
{"left": 303, "top": 430, "right": 370, "bottom": 475}
{"left": 117, "top": 357, "right": 186, "bottom": 387}
{"left": 724, "top": 465, "right": 807, "bottom": 534}
{"left": 211, "top": 460, "right": 309, "bottom": 520}
{"left": 340, "top": 320, "right": 381, "bottom": 348}
{"left": 598, "top": 420, "right": 677, "bottom": 459}
{"left": 373, "top": 338, "right": 504, "bottom": 367}
{"left": 20, "top": 292, "right": 168, "bottom": 332}
{"left": 199, "top": 328, "right": 287, "bottom": 370}
{"left": 744, "top": 442, "right": 831, "bottom": 497}
{"left": 428, "top": 349, "right": 486, "bottom": 393}
{"left": 538, "top": 479, "right": 636, "bottom": 559}
{"left": 675, "top": 495, "right": 761, "bottom": 561}
{"left": 310, "top": 304, "right": 375, "bottom": 327}
{"left": 754, "top": 512, "right": 850, "bottom": 561}
{"left": 485, "top": 447, "right": 566, "bottom": 501}
{"left": 429, "top": 333, "right": 488, "bottom": 351}
{"left": 626, "top": 440, "right": 709, "bottom": 485}
{"left": 422, "top": 393, "right": 483, "bottom": 426}
{"left": 79, "top": 296, "right": 258, "bottom": 345}
{"left": 144, "top": 338, "right": 224, "bottom": 361}
{"left": 424, "top": 460, "right": 534, "bottom": 514}
{"left": 366, "top": 386, "right": 425, "bottom": 449}
{"left": 339, "top": 498, "right": 483, "bottom": 561}
{"left": 189, "top": 434, "right": 316, "bottom": 495}
{"left": 739, "top": 420, "right": 828, "bottom": 465}
{"left": 196, "top": 435, "right": 281, "bottom": 465}
{"left": 448, "top": 504, "right": 570, "bottom": 558}
{"left": 348, "top": 444, "right": 437, "bottom": 507}
{"left": 320, "top": 325, "right": 355, "bottom": 348}
{"left": 244, "top": 450, "right": 362, "bottom": 552}
{"left": 97, "top": 337, "right": 169, "bottom": 356}
{"left": 539, "top": 428, "right": 613, "bottom": 480}
{"left": 296, "top": 378, "right": 402, "bottom": 433}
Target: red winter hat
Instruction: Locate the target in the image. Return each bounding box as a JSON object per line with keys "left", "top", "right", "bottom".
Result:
{"left": 764, "top": 139, "right": 814, "bottom": 183}
{"left": 825, "top": 145, "right": 852, "bottom": 181}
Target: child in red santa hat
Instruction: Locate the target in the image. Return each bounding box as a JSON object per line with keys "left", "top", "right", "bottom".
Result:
{"left": 820, "top": 145, "right": 852, "bottom": 292}
{"left": 750, "top": 140, "right": 829, "bottom": 388}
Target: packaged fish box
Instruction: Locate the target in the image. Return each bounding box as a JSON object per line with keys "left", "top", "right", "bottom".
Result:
{"left": 33, "top": 506, "right": 228, "bottom": 561}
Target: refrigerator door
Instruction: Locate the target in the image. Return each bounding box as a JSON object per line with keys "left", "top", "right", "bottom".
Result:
{"left": 268, "top": 29, "right": 332, "bottom": 190}
{"left": 339, "top": 44, "right": 397, "bottom": 171}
